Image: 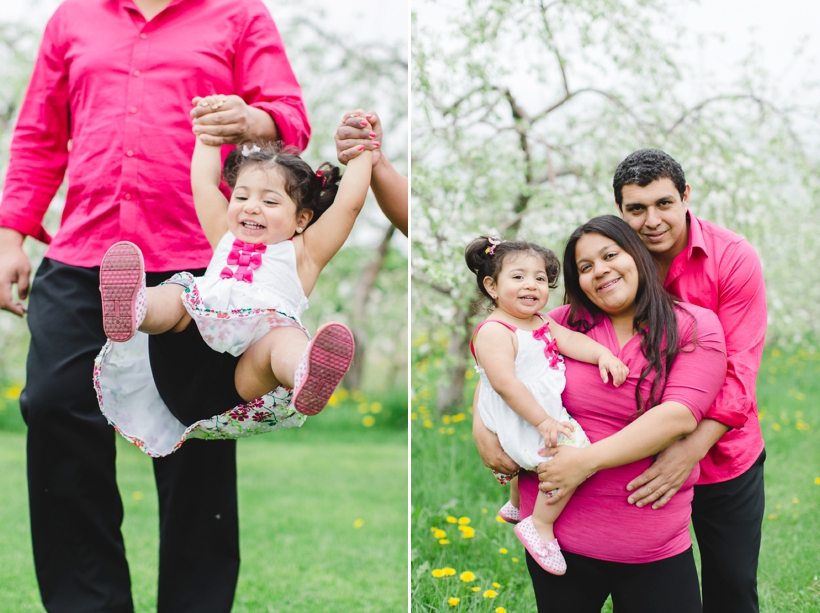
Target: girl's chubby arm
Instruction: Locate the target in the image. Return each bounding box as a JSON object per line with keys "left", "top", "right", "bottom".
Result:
{"left": 475, "top": 321, "right": 573, "bottom": 447}
{"left": 295, "top": 148, "right": 373, "bottom": 293}
{"left": 546, "top": 316, "right": 629, "bottom": 386}
{"left": 190, "top": 135, "right": 229, "bottom": 251}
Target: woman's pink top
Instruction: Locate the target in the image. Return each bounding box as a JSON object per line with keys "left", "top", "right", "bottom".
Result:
{"left": 518, "top": 302, "right": 726, "bottom": 563}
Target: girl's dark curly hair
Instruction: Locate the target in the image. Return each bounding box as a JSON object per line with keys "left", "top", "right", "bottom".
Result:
{"left": 223, "top": 142, "right": 341, "bottom": 229}
{"left": 464, "top": 237, "right": 560, "bottom": 305}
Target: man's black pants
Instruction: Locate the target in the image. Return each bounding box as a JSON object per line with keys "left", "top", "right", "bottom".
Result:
{"left": 21, "top": 259, "right": 240, "bottom": 613}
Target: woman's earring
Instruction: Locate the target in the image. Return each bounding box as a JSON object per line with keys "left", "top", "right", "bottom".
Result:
{"left": 296, "top": 227, "right": 304, "bottom": 233}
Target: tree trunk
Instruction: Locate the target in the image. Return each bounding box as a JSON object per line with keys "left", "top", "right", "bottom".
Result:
{"left": 345, "top": 224, "right": 396, "bottom": 389}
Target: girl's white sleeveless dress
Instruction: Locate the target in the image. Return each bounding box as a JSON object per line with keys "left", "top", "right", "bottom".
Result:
{"left": 93, "top": 233, "right": 310, "bottom": 457}
{"left": 474, "top": 318, "right": 590, "bottom": 472}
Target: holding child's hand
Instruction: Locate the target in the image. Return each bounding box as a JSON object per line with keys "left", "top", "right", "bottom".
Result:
{"left": 536, "top": 417, "right": 575, "bottom": 449}
{"left": 599, "top": 352, "right": 629, "bottom": 387}
{"left": 335, "top": 109, "right": 382, "bottom": 166}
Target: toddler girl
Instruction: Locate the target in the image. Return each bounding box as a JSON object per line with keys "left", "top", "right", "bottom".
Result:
{"left": 94, "top": 96, "right": 372, "bottom": 457}
{"left": 465, "top": 236, "right": 629, "bottom": 574}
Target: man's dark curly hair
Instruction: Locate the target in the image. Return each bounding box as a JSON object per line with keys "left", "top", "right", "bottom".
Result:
{"left": 613, "top": 149, "right": 686, "bottom": 208}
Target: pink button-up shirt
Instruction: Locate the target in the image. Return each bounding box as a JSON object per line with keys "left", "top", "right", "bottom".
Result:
{"left": 0, "top": 0, "right": 310, "bottom": 272}
{"left": 664, "top": 212, "right": 766, "bottom": 484}
{"left": 518, "top": 302, "right": 726, "bottom": 563}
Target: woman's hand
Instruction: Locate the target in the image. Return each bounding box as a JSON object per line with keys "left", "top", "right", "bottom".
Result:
{"left": 191, "top": 94, "right": 277, "bottom": 145}
{"left": 335, "top": 109, "right": 381, "bottom": 166}
{"left": 535, "top": 417, "right": 574, "bottom": 449}
{"left": 536, "top": 445, "right": 593, "bottom": 503}
{"left": 599, "top": 352, "right": 629, "bottom": 387}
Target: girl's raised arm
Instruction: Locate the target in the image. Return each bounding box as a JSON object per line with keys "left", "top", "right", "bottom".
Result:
{"left": 299, "top": 151, "right": 372, "bottom": 283}
{"left": 191, "top": 138, "right": 229, "bottom": 250}
{"left": 547, "top": 317, "right": 629, "bottom": 386}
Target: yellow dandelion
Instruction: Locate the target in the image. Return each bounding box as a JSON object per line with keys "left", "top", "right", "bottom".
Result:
{"left": 776, "top": 504, "right": 781, "bottom": 509}
{"left": 328, "top": 393, "right": 339, "bottom": 407}
{"left": 447, "top": 427, "right": 455, "bottom": 434}
{"left": 459, "top": 526, "right": 476, "bottom": 538}
{"left": 814, "top": 477, "right": 820, "bottom": 485}
{"left": 442, "top": 415, "right": 451, "bottom": 424}
{"left": 336, "top": 388, "right": 349, "bottom": 401}
{"left": 767, "top": 514, "right": 778, "bottom": 520}
{"left": 448, "top": 597, "right": 460, "bottom": 607}
{"left": 452, "top": 413, "right": 466, "bottom": 422}
{"left": 792, "top": 497, "right": 800, "bottom": 504}
{"left": 512, "top": 558, "right": 519, "bottom": 563}
{"left": 132, "top": 491, "right": 143, "bottom": 501}
{"left": 771, "top": 348, "right": 782, "bottom": 358}
{"left": 772, "top": 423, "right": 781, "bottom": 431}
{"left": 495, "top": 515, "right": 506, "bottom": 523}
{"left": 493, "top": 582, "right": 500, "bottom": 588}
{"left": 411, "top": 413, "right": 417, "bottom": 420}
{"left": 483, "top": 590, "right": 498, "bottom": 599}
{"left": 430, "top": 526, "right": 439, "bottom": 532}
{"left": 442, "top": 567, "right": 456, "bottom": 576}
{"left": 446, "top": 516, "right": 457, "bottom": 524}
{"left": 482, "top": 508, "right": 488, "bottom": 514}
{"left": 370, "top": 402, "right": 382, "bottom": 413}
{"left": 496, "top": 608, "right": 508, "bottom": 613}
{"left": 459, "top": 571, "right": 475, "bottom": 582}
{"left": 362, "top": 415, "right": 375, "bottom": 427}
{"left": 433, "top": 529, "right": 447, "bottom": 539}
{"left": 464, "top": 369, "right": 475, "bottom": 379}
{"left": 3, "top": 385, "right": 22, "bottom": 400}
{"left": 353, "top": 519, "right": 364, "bottom": 528}
{"left": 439, "top": 427, "right": 447, "bottom": 434}
{"left": 432, "top": 569, "right": 445, "bottom": 578}
{"left": 439, "top": 539, "right": 450, "bottom": 545}
{"left": 458, "top": 517, "right": 471, "bottom": 525}
{"left": 357, "top": 403, "right": 369, "bottom": 414}
{"left": 499, "top": 548, "right": 508, "bottom": 554}
{"left": 471, "top": 587, "right": 481, "bottom": 593}
{"left": 423, "top": 419, "right": 433, "bottom": 428}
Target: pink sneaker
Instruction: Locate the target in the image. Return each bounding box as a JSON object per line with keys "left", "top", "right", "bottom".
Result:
{"left": 514, "top": 516, "right": 567, "bottom": 575}
{"left": 498, "top": 501, "right": 521, "bottom": 524}
{"left": 292, "top": 323, "right": 355, "bottom": 416}
{"left": 100, "top": 241, "right": 146, "bottom": 342}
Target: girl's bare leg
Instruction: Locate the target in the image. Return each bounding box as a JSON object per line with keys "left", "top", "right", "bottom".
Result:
{"left": 531, "top": 487, "right": 576, "bottom": 542}
{"left": 234, "top": 326, "right": 308, "bottom": 402}
{"left": 510, "top": 475, "right": 521, "bottom": 508}
{"left": 140, "top": 285, "right": 191, "bottom": 334}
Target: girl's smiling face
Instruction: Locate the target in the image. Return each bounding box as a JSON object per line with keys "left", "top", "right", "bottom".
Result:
{"left": 227, "top": 166, "right": 312, "bottom": 244}
{"left": 483, "top": 253, "right": 551, "bottom": 319}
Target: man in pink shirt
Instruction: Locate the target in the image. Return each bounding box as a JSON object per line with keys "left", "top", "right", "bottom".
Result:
{"left": 0, "top": 0, "right": 309, "bottom": 611}
{"left": 613, "top": 149, "right": 766, "bottom": 613}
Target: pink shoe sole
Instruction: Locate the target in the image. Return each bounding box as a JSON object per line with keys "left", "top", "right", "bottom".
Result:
{"left": 292, "top": 323, "right": 355, "bottom": 416}
{"left": 498, "top": 501, "right": 521, "bottom": 524}
{"left": 514, "top": 516, "right": 567, "bottom": 575}
{"left": 100, "top": 241, "right": 144, "bottom": 342}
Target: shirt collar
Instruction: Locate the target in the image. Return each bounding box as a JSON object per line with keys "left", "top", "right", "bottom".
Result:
{"left": 684, "top": 210, "right": 710, "bottom": 260}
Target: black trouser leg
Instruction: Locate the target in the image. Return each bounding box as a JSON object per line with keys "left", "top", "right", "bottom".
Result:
{"left": 528, "top": 548, "right": 701, "bottom": 613}
{"left": 154, "top": 439, "right": 240, "bottom": 613}
{"left": 21, "top": 259, "right": 134, "bottom": 613}
{"left": 692, "top": 450, "right": 766, "bottom": 613}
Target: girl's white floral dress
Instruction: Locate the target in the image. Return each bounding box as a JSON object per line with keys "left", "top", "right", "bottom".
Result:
{"left": 94, "top": 232, "right": 310, "bottom": 457}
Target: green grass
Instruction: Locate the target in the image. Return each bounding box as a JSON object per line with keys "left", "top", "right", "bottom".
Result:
{"left": 411, "top": 348, "right": 820, "bottom": 612}
{"left": 0, "top": 391, "right": 408, "bottom": 612}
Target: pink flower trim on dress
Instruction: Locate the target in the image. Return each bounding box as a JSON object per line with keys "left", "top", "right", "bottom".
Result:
{"left": 220, "top": 239, "right": 267, "bottom": 284}
{"left": 532, "top": 321, "right": 562, "bottom": 369}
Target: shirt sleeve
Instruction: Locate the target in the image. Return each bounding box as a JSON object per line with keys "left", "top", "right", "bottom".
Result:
{"left": 0, "top": 9, "right": 70, "bottom": 244}
{"left": 703, "top": 240, "right": 767, "bottom": 429}
{"left": 661, "top": 305, "right": 727, "bottom": 421}
{"left": 234, "top": 1, "right": 311, "bottom": 151}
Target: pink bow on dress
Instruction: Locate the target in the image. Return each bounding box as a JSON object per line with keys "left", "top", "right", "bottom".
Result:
{"left": 532, "top": 322, "right": 562, "bottom": 370}
{"left": 220, "top": 239, "right": 267, "bottom": 284}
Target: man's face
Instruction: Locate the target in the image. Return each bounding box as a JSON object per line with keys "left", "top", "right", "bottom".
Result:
{"left": 618, "top": 178, "right": 690, "bottom": 261}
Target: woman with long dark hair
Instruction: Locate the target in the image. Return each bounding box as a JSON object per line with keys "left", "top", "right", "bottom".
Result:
{"left": 473, "top": 215, "right": 727, "bottom": 612}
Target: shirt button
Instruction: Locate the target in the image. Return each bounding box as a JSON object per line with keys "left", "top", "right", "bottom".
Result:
{"left": 133, "top": 70, "right": 141, "bottom": 77}
{"left": 130, "top": 107, "right": 137, "bottom": 114}
{"left": 139, "top": 33, "right": 147, "bottom": 40}
{"left": 125, "top": 193, "right": 131, "bottom": 200}
{"left": 126, "top": 150, "right": 134, "bottom": 157}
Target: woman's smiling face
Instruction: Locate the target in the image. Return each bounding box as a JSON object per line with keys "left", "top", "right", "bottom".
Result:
{"left": 574, "top": 232, "right": 640, "bottom": 319}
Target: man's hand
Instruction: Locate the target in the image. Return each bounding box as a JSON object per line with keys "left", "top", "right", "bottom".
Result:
{"left": 0, "top": 228, "right": 31, "bottom": 316}
{"left": 625, "top": 438, "right": 700, "bottom": 509}
{"left": 473, "top": 413, "right": 520, "bottom": 475}
{"left": 191, "top": 95, "right": 276, "bottom": 145}
{"left": 335, "top": 109, "right": 381, "bottom": 166}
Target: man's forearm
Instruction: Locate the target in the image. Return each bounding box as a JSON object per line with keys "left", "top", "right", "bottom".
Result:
{"left": 247, "top": 106, "right": 279, "bottom": 141}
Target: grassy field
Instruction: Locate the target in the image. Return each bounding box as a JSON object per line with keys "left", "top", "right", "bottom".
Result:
{"left": 411, "top": 348, "right": 820, "bottom": 613}
{"left": 0, "top": 389, "right": 408, "bottom": 612}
